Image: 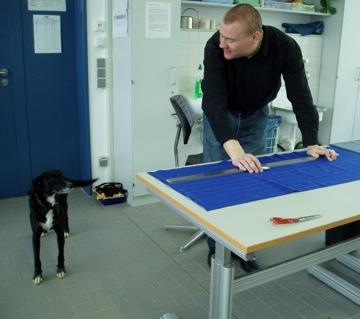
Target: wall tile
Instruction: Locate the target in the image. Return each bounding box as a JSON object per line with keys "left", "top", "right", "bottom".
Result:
{"left": 179, "top": 30, "right": 189, "bottom": 42}
{"left": 177, "top": 54, "right": 188, "bottom": 67}
{"left": 188, "top": 31, "right": 200, "bottom": 43}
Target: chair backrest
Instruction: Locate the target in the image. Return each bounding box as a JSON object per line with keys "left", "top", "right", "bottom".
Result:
{"left": 170, "top": 95, "right": 197, "bottom": 144}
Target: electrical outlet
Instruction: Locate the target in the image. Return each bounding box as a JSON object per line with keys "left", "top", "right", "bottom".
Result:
{"left": 99, "top": 157, "right": 108, "bottom": 167}
{"left": 96, "top": 21, "right": 106, "bottom": 32}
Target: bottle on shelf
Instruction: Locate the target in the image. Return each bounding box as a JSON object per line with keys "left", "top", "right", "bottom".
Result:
{"left": 194, "top": 64, "right": 203, "bottom": 99}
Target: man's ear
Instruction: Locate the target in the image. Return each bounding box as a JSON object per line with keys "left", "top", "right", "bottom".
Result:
{"left": 252, "top": 30, "right": 261, "bottom": 41}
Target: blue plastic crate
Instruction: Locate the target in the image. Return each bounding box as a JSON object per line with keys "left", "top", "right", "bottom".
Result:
{"left": 93, "top": 184, "right": 128, "bottom": 206}
{"left": 264, "top": 115, "right": 282, "bottom": 154}
{"left": 98, "top": 195, "right": 127, "bottom": 206}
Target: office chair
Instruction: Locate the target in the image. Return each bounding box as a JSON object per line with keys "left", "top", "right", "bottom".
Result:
{"left": 163, "top": 95, "right": 205, "bottom": 251}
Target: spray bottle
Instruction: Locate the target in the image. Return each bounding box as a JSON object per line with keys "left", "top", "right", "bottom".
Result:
{"left": 194, "top": 64, "right": 203, "bottom": 99}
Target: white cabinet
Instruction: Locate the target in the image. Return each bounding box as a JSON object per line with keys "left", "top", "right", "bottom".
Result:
{"left": 354, "top": 80, "right": 360, "bottom": 140}
{"left": 271, "top": 34, "right": 324, "bottom": 150}
{"left": 330, "top": 0, "right": 360, "bottom": 143}
{"left": 131, "top": 1, "right": 181, "bottom": 196}
{"left": 112, "top": 0, "right": 181, "bottom": 199}
{"left": 272, "top": 34, "right": 323, "bottom": 110}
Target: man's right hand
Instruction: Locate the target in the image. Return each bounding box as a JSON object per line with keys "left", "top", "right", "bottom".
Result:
{"left": 231, "top": 153, "right": 264, "bottom": 173}
{"left": 223, "top": 139, "right": 263, "bottom": 173}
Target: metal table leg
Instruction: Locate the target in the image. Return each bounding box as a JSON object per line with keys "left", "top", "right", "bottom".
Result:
{"left": 209, "top": 242, "right": 234, "bottom": 319}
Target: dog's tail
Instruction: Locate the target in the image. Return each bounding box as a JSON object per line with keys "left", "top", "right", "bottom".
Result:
{"left": 65, "top": 178, "right": 97, "bottom": 188}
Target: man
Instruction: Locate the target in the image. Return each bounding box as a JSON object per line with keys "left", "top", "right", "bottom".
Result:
{"left": 202, "top": 4, "right": 337, "bottom": 271}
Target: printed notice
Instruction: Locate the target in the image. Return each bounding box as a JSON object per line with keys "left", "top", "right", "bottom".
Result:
{"left": 145, "top": 2, "right": 171, "bottom": 38}
{"left": 113, "top": 0, "right": 128, "bottom": 38}
{"left": 33, "top": 15, "right": 62, "bottom": 54}
{"left": 113, "top": 13, "right": 128, "bottom": 38}
{"left": 28, "top": 0, "right": 66, "bottom": 12}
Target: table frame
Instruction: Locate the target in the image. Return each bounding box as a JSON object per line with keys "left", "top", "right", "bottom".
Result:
{"left": 139, "top": 173, "right": 360, "bottom": 319}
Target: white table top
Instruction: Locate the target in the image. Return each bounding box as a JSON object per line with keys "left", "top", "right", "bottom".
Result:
{"left": 137, "top": 172, "right": 360, "bottom": 254}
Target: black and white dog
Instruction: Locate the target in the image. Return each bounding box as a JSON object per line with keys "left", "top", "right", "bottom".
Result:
{"left": 28, "top": 169, "right": 96, "bottom": 285}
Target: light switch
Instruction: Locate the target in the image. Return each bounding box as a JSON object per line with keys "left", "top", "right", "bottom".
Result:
{"left": 97, "top": 58, "right": 106, "bottom": 68}
{"left": 99, "top": 157, "right": 108, "bottom": 167}
{"left": 97, "top": 68, "right": 106, "bottom": 78}
{"left": 95, "top": 21, "right": 106, "bottom": 32}
{"left": 97, "top": 78, "right": 106, "bottom": 88}
{"left": 95, "top": 36, "right": 106, "bottom": 48}
{"left": 96, "top": 58, "right": 106, "bottom": 88}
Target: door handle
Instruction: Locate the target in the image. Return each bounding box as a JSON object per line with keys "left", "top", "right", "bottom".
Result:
{"left": 168, "top": 67, "right": 177, "bottom": 95}
{"left": 354, "top": 67, "right": 360, "bottom": 82}
{"left": 0, "top": 78, "right": 9, "bottom": 87}
{"left": 0, "top": 68, "right": 9, "bottom": 77}
{"left": 169, "top": 67, "right": 177, "bottom": 86}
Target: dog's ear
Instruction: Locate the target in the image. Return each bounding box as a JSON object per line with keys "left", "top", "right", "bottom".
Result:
{"left": 47, "top": 169, "right": 63, "bottom": 176}
{"left": 28, "top": 176, "right": 43, "bottom": 195}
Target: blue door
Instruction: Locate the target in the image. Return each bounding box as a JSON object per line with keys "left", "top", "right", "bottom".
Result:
{"left": 0, "top": 0, "right": 91, "bottom": 198}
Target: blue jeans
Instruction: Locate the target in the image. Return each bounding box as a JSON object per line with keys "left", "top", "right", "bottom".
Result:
{"left": 204, "top": 106, "right": 268, "bottom": 251}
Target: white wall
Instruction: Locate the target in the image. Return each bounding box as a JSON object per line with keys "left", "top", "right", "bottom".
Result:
{"left": 316, "top": 0, "right": 344, "bottom": 145}
{"left": 86, "top": 0, "right": 113, "bottom": 184}
{"left": 328, "top": 0, "right": 360, "bottom": 143}
{"left": 111, "top": 2, "right": 134, "bottom": 200}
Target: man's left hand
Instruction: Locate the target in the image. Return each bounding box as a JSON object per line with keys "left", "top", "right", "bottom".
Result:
{"left": 307, "top": 145, "right": 337, "bottom": 161}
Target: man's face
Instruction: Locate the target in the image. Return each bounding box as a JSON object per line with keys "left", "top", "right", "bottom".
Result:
{"left": 219, "top": 21, "right": 260, "bottom": 60}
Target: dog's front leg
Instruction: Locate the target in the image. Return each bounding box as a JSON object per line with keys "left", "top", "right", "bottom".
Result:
{"left": 54, "top": 225, "right": 66, "bottom": 278}
{"left": 58, "top": 194, "right": 70, "bottom": 237}
{"left": 32, "top": 229, "right": 43, "bottom": 285}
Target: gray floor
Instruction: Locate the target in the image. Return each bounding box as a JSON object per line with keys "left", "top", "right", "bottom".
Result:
{"left": 1, "top": 190, "right": 360, "bottom": 319}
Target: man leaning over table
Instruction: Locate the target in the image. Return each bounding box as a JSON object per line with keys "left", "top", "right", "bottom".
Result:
{"left": 201, "top": 4, "right": 337, "bottom": 271}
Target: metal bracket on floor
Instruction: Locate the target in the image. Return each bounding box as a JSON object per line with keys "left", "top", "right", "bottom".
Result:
{"left": 306, "top": 252, "right": 360, "bottom": 306}
{"left": 307, "top": 264, "right": 360, "bottom": 306}
{"left": 336, "top": 253, "right": 360, "bottom": 273}
{"left": 233, "top": 237, "right": 360, "bottom": 294}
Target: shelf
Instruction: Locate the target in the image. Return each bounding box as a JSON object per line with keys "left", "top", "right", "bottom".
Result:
{"left": 180, "top": 28, "right": 216, "bottom": 32}
{"left": 182, "top": 0, "right": 233, "bottom": 9}
{"left": 258, "top": 6, "right": 330, "bottom": 16}
{"left": 181, "top": 1, "right": 331, "bottom": 17}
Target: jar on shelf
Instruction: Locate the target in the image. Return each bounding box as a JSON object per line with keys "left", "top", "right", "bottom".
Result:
{"left": 180, "top": 7, "right": 199, "bottom": 29}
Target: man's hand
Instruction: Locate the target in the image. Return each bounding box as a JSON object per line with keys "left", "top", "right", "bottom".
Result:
{"left": 231, "top": 153, "right": 264, "bottom": 173}
{"left": 306, "top": 145, "right": 337, "bottom": 161}
{"left": 223, "top": 139, "right": 263, "bottom": 173}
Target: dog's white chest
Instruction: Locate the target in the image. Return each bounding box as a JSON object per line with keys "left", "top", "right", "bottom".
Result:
{"left": 40, "top": 195, "right": 56, "bottom": 230}
{"left": 41, "top": 210, "right": 54, "bottom": 230}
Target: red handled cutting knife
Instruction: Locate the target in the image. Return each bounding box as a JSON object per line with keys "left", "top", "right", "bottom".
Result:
{"left": 270, "top": 215, "right": 322, "bottom": 224}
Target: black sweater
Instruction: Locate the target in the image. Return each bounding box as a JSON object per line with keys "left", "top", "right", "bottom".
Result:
{"left": 201, "top": 25, "right": 319, "bottom": 147}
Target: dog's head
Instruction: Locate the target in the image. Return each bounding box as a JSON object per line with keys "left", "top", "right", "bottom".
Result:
{"left": 29, "top": 170, "right": 73, "bottom": 196}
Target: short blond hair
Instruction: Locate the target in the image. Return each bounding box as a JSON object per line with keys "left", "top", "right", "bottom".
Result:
{"left": 223, "top": 4, "right": 262, "bottom": 35}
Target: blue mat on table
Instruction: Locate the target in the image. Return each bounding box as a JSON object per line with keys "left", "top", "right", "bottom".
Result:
{"left": 149, "top": 146, "right": 360, "bottom": 211}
